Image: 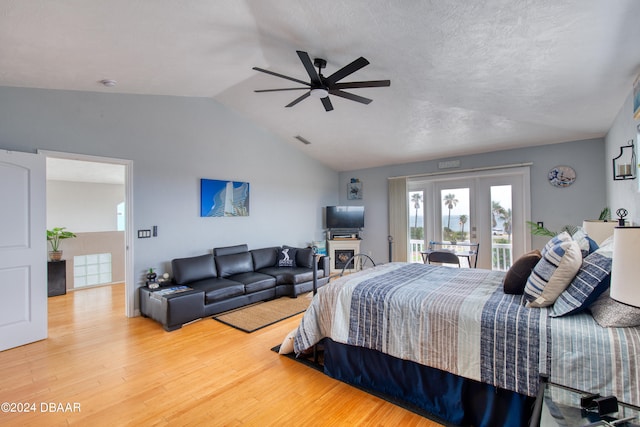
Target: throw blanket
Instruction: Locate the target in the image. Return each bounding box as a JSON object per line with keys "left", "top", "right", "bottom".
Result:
{"left": 294, "top": 262, "right": 548, "bottom": 397}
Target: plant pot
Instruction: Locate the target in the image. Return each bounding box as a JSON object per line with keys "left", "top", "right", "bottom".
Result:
{"left": 49, "top": 251, "right": 63, "bottom": 262}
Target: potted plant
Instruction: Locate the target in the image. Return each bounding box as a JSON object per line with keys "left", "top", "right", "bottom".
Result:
{"left": 46, "top": 227, "right": 76, "bottom": 261}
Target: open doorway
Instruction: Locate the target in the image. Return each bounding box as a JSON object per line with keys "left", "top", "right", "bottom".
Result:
{"left": 42, "top": 151, "right": 134, "bottom": 317}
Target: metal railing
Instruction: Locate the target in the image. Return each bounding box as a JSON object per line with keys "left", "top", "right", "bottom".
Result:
{"left": 409, "top": 239, "right": 512, "bottom": 271}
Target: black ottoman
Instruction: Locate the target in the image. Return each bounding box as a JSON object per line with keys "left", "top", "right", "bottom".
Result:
{"left": 140, "top": 286, "right": 205, "bottom": 331}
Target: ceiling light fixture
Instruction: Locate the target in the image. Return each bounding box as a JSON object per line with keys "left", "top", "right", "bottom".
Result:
{"left": 310, "top": 88, "right": 329, "bottom": 98}
{"left": 100, "top": 79, "right": 117, "bottom": 87}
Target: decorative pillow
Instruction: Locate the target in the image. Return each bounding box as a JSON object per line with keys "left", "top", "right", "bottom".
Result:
{"left": 550, "top": 249, "right": 612, "bottom": 317}
{"left": 295, "top": 247, "right": 314, "bottom": 269}
{"left": 524, "top": 239, "right": 582, "bottom": 308}
{"left": 589, "top": 290, "right": 640, "bottom": 328}
{"left": 542, "top": 232, "right": 572, "bottom": 255}
{"left": 503, "top": 250, "right": 542, "bottom": 294}
{"left": 277, "top": 247, "right": 297, "bottom": 267}
{"left": 571, "top": 227, "right": 599, "bottom": 258}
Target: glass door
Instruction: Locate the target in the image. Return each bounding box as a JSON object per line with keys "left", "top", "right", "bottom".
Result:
{"left": 407, "top": 166, "right": 530, "bottom": 270}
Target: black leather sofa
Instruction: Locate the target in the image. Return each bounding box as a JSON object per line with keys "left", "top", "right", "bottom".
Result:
{"left": 140, "top": 244, "right": 330, "bottom": 330}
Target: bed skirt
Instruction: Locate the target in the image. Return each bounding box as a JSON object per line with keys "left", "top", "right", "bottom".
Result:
{"left": 322, "top": 339, "right": 535, "bottom": 427}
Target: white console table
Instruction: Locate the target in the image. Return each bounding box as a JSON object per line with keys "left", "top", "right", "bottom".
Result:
{"left": 327, "top": 239, "right": 362, "bottom": 274}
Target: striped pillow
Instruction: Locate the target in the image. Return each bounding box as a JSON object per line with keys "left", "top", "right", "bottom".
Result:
{"left": 551, "top": 245, "right": 613, "bottom": 317}
{"left": 524, "top": 238, "right": 582, "bottom": 308}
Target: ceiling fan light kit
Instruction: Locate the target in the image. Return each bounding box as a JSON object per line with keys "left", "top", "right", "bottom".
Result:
{"left": 253, "top": 50, "right": 390, "bottom": 112}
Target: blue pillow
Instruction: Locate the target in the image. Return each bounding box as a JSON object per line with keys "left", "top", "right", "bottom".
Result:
{"left": 551, "top": 250, "right": 612, "bottom": 317}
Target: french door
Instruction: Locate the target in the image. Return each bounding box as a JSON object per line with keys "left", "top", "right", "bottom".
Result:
{"left": 408, "top": 166, "right": 530, "bottom": 270}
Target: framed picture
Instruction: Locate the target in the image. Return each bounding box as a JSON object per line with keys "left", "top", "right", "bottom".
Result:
{"left": 634, "top": 74, "right": 640, "bottom": 119}
{"left": 200, "top": 179, "right": 250, "bottom": 217}
{"left": 348, "top": 180, "right": 362, "bottom": 200}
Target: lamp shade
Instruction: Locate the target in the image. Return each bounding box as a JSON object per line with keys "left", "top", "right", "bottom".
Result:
{"left": 610, "top": 226, "right": 640, "bottom": 308}
{"left": 582, "top": 220, "right": 617, "bottom": 246}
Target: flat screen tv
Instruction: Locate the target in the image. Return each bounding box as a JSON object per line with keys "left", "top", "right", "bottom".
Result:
{"left": 325, "top": 206, "right": 364, "bottom": 229}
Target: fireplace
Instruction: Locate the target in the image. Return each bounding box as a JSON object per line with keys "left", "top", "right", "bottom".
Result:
{"left": 334, "top": 249, "right": 355, "bottom": 270}
{"left": 327, "top": 238, "right": 362, "bottom": 274}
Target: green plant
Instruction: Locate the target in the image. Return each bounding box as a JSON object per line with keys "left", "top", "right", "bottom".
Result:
{"left": 46, "top": 227, "right": 76, "bottom": 252}
{"left": 598, "top": 207, "right": 610, "bottom": 221}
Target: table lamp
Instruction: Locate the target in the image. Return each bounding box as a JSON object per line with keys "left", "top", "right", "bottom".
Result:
{"left": 610, "top": 226, "right": 640, "bottom": 308}
{"left": 582, "top": 220, "right": 617, "bottom": 246}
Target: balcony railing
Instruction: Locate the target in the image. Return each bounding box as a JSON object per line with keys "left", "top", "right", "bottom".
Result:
{"left": 409, "top": 239, "right": 512, "bottom": 271}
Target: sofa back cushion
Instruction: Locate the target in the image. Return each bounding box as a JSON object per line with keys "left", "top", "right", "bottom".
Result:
{"left": 213, "top": 244, "right": 248, "bottom": 257}
{"left": 215, "top": 251, "right": 254, "bottom": 277}
{"left": 252, "top": 247, "right": 279, "bottom": 270}
{"left": 172, "top": 254, "right": 217, "bottom": 285}
{"left": 295, "top": 247, "right": 314, "bottom": 269}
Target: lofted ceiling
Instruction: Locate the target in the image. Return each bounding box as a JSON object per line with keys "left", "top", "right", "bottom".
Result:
{"left": 1, "top": 0, "right": 640, "bottom": 171}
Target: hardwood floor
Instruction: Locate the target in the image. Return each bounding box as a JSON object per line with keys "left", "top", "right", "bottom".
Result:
{"left": 0, "top": 284, "right": 442, "bottom": 426}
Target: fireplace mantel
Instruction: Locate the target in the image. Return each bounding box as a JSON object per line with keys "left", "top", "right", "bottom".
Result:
{"left": 327, "top": 239, "right": 362, "bottom": 274}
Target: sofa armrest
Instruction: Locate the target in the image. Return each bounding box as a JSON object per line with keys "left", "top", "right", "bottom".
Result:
{"left": 318, "top": 255, "right": 330, "bottom": 277}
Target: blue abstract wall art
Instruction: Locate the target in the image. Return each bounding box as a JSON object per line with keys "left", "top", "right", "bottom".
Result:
{"left": 200, "top": 179, "right": 250, "bottom": 217}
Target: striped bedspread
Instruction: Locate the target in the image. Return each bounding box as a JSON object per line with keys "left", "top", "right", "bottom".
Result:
{"left": 293, "top": 262, "right": 640, "bottom": 403}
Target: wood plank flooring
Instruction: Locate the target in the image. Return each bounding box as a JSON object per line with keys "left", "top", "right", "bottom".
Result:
{"left": 0, "top": 284, "right": 442, "bottom": 426}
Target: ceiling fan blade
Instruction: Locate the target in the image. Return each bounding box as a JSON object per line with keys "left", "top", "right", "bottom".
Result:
{"left": 296, "top": 51, "right": 321, "bottom": 86}
{"left": 332, "top": 80, "right": 390, "bottom": 89}
{"left": 321, "top": 96, "right": 334, "bottom": 112}
{"left": 285, "top": 91, "right": 311, "bottom": 108}
{"left": 253, "top": 67, "right": 310, "bottom": 87}
{"left": 325, "top": 57, "right": 369, "bottom": 84}
{"left": 329, "top": 89, "right": 373, "bottom": 105}
{"left": 255, "top": 87, "right": 310, "bottom": 93}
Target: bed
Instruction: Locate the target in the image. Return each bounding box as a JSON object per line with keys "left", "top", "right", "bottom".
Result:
{"left": 290, "top": 261, "right": 640, "bottom": 426}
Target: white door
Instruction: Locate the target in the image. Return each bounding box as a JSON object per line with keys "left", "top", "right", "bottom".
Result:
{"left": 0, "top": 150, "right": 47, "bottom": 351}
{"left": 409, "top": 166, "right": 530, "bottom": 270}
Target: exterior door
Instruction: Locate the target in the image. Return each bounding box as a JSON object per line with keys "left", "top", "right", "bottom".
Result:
{"left": 0, "top": 150, "right": 47, "bottom": 351}
{"left": 408, "top": 166, "right": 530, "bottom": 270}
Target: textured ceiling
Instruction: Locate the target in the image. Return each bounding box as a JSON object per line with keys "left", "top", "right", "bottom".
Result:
{"left": 2, "top": 0, "right": 640, "bottom": 171}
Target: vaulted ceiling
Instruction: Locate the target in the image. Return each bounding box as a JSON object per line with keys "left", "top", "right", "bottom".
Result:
{"left": 2, "top": 0, "right": 639, "bottom": 171}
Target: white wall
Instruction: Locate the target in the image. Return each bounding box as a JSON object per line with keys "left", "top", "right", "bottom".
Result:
{"left": 605, "top": 92, "right": 640, "bottom": 225}
{"left": 0, "top": 86, "right": 338, "bottom": 310}
{"left": 47, "top": 181, "right": 124, "bottom": 232}
{"left": 339, "top": 138, "right": 606, "bottom": 262}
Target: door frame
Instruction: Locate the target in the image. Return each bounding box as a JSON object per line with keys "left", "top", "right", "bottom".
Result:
{"left": 39, "top": 150, "right": 135, "bottom": 317}
{"left": 408, "top": 165, "right": 531, "bottom": 269}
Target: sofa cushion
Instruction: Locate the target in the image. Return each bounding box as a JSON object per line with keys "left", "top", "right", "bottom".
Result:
{"left": 258, "top": 267, "right": 318, "bottom": 285}
{"left": 228, "top": 271, "right": 276, "bottom": 293}
{"left": 172, "top": 254, "right": 216, "bottom": 285}
{"left": 213, "top": 244, "right": 248, "bottom": 257}
{"left": 216, "top": 251, "right": 254, "bottom": 277}
{"left": 295, "top": 247, "right": 314, "bottom": 269}
{"left": 189, "top": 277, "right": 245, "bottom": 304}
{"left": 251, "top": 247, "right": 279, "bottom": 270}
{"left": 277, "top": 247, "right": 297, "bottom": 267}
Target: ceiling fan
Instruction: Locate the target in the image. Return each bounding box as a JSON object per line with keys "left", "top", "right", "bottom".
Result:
{"left": 252, "top": 50, "right": 390, "bottom": 112}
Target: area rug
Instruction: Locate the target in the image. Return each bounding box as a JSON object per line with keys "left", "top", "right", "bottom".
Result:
{"left": 213, "top": 293, "right": 312, "bottom": 333}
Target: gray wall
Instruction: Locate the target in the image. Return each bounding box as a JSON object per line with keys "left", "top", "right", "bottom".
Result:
{"left": 605, "top": 92, "right": 640, "bottom": 225}
{"left": 339, "top": 138, "right": 606, "bottom": 262}
{"left": 0, "top": 86, "right": 338, "bottom": 306}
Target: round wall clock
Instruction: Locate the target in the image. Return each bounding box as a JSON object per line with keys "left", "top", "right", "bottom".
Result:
{"left": 548, "top": 165, "right": 576, "bottom": 188}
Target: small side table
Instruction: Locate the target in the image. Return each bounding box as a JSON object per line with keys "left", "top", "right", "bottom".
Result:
{"left": 48, "top": 260, "right": 66, "bottom": 297}
{"left": 531, "top": 376, "right": 640, "bottom": 426}
{"left": 139, "top": 286, "right": 204, "bottom": 331}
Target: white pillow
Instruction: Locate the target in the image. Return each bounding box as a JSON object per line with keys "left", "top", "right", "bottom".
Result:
{"left": 525, "top": 238, "right": 582, "bottom": 308}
